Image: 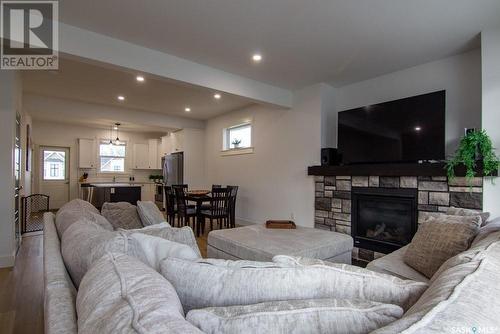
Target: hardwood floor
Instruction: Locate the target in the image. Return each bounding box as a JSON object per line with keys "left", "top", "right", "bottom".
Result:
{"left": 0, "top": 226, "right": 211, "bottom": 334}
{"left": 0, "top": 233, "right": 44, "bottom": 334}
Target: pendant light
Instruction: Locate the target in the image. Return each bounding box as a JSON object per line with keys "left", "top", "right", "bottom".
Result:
{"left": 114, "top": 123, "right": 121, "bottom": 145}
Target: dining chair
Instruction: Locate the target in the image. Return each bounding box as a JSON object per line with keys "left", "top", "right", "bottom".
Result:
{"left": 226, "top": 185, "right": 239, "bottom": 228}
{"left": 164, "top": 186, "right": 177, "bottom": 225}
{"left": 173, "top": 187, "right": 197, "bottom": 229}
{"left": 201, "top": 185, "right": 222, "bottom": 211}
{"left": 200, "top": 187, "right": 231, "bottom": 231}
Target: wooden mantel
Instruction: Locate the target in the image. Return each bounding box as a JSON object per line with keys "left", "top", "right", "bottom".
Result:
{"left": 308, "top": 162, "right": 498, "bottom": 177}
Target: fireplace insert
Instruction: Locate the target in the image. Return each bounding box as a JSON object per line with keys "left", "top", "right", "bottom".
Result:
{"left": 351, "top": 187, "right": 417, "bottom": 254}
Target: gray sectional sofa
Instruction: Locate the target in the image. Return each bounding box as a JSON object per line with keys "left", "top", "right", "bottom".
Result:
{"left": 44, "top": 199, "right": 500, "bottom": 334}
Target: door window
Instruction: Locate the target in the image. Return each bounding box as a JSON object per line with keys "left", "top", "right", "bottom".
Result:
{"left": 43, "top": 150, "right": 66, "bottom": 180}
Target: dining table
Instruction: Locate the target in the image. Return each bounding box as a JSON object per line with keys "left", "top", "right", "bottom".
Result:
{"left": 185, "top": 192, "right": 212, "bottom": 237}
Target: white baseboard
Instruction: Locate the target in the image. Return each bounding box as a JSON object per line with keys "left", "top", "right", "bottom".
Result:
{"left": 235, "top": 217, "right": 258, "bottom": 226}
{"left": 0, "top": 253, "right": 15, "bottom": 268}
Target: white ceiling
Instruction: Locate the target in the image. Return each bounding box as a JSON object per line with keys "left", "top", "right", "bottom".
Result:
{"left": 58, "top": 0, "right": 500, "bottom": 89}
{"left": 23, "top": 58, "right": 255, "bottom": 121}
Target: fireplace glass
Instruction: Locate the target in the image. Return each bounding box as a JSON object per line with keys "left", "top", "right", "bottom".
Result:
{"left": 352, "top": 188, "right": 417, "bottom": 253}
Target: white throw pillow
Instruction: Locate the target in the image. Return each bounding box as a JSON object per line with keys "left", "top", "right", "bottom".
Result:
{"left": 137, "top": 201, "right": 166, "bottom": 226}
{"left": 129, "top": 233, "right": 200, "bottom": 270}
{"left": 124, "top": 224, "right": 201, "bottom": 258}
{"left": 77, "top": 252, "right": 202, "bottom": 334}
{"left": 160, "top": 257, "right": 428, "bottom": 312}
{"left": 187, "top": 298, "right": 403, "bottom": 334}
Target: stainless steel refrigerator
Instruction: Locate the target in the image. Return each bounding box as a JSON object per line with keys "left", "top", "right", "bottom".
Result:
{"left": 162, "top": 152, "right": 184, "bottom": 186}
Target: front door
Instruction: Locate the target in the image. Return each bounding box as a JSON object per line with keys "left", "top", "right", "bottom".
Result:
{"left": 40, "top": 147, "right": 70, "bottom": 210}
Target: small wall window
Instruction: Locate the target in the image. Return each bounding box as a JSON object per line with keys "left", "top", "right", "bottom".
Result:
{"left": 224, "top": 123, "right": 252, "bottom": 150}
{"left": 99, "top": 141, "right": 126, "bottom": 173}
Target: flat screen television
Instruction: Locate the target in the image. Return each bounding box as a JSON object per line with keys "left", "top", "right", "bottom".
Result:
{"left": 338, "top": 90, "right": 445, "bottom": 164}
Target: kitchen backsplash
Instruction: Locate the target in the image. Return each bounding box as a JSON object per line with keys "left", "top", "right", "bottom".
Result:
{"left": 79, "top": 169, "right": 161, "bottom": 184}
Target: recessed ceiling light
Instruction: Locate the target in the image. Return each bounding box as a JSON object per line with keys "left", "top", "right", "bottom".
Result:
{"left": 184, "top": 107, "right": 191, "bottom": 112}
{"left": 117, "top": 95, "right": 125, "bottom": 101}
{"left": 214, "top": 93, "right": 221, "bottom": 99}
{"left": 136, "top": 75, "right": 145, "bottom": 82}
{"left": 415, "top": 126, "right": 422, "bottom": 131}
{"left": 252, "top": 53, "right": 262, "bottom": 62}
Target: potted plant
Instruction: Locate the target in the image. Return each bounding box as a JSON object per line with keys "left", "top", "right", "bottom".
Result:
{"left": 446, "top": 129, "right": 499, "bottom": 184}
{"left": 232, "top": 138, "right": 242, "bottom": 149}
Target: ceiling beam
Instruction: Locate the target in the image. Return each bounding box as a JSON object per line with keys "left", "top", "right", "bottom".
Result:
{"left": 24, "top": 94, "right": 205, "bottom": 130}
{"left": 58, "top": 22, "right": 293, "bottom": 108}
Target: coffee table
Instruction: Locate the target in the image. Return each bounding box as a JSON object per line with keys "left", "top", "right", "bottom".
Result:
{"left": 207, "top": 224, "right": 354, "bottom": 264}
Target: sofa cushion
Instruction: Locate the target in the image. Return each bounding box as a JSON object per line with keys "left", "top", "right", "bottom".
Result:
{"left": 137, "top": 201, "right": 165, "bottom": 226}
{"left": 61, "top": 220, "right": 116, "bottom": 287}
{"left": 161, "top": 257, "right": 427, "bottom": 313}
{"left": 101, "top": 202, "right": 143, "bottom": 230}
{"left": 471, "top": 220, "right": 500, "bottom": 247}
{"left": 43, "top": 213, "right": 78, "bottom": 334}
{"left": 373, "top": 240, "right": 500, "bottom": 333}
{"left": 77, "top": 252, "right": 202, "bottom": 334}
{"left": 366, "top": 246, "right": 429, "bottom": 283}
{"left": 446, "top": 206, "right": 490, "bottom": 226}
{"left": 186, "top": 298, "right": 403, "bottom": 334}
{"left": 55, "top": 199, "right": 112, "bottom": 237}
{"left": 403, "top": 215, "right": 480, "bottom": 278}
{"left": 126, "top": 224, "right": 201, "bottom": 258}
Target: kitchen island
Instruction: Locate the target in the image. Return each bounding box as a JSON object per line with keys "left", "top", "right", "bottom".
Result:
{"left": 80, "top": 183, "right": 141, "bottom": 209}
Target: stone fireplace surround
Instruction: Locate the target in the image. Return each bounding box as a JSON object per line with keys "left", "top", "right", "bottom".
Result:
{"left": 313, "top": 175, "right": 484, "bottom": 262}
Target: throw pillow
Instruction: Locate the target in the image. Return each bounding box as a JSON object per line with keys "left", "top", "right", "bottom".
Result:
{"left": 446, "top": 206, "right": 490, "bottom": 226}
{"left": 137, "top": 200, "right": 166, "bottom": 226}
{"left": 187, "top": 298, "right": 403, "bottom": 334}
{"left": 125, "top": 224, "right": 201, "bottom": 258}
{"left": 403, "top": 215, "right": 480, "bottom": 278}
{"left": 101, "top": 202, "right": 143, "bottom": 230}
{"left": 160, "top": 257, "right": 428, "bottom": 312}
{"left": 129, "top": 233, "right": 200, "bottom": 270}
{"left": 77, "top": 252, "right": 202, "bottom": 334}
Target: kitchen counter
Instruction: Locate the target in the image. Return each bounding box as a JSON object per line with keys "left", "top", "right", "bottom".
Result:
{"left": 80, "top": 182, "right": 161, "bottom": 186}
{"left": 83, "top": 183, "right": 142, "bottom": 188}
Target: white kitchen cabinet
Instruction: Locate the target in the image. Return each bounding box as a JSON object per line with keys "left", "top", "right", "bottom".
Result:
{"left": 171, "top": 130, "right": 184, "bottom": 152}
{"left": 78, "top": 138, "right": 96, "bottom": 168}
{"left": 132, "top": 143, "right": 149, "bottom": 169}
{"left": 140, "top": 183, "right": 155, "bottom": 202}
{"left": 148, "top": 139, "right": 160, "bottom": 169}
{"left": 133, "top": 140, "right": 161, "bottom": 170}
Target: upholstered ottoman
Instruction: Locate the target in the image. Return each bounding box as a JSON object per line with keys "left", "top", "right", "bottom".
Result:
{"left": 207, "top": 224, "right": 354, "bottom": 264}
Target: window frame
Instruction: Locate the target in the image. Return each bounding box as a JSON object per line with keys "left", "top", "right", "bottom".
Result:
{"left": 98, "top": 140, "right": 127, "bottom": 174}
{"left": 221, "top": 122, "right": 254, "bottom": 156}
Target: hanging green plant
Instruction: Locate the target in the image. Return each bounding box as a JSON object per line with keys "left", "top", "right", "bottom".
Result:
{"left": 446, "top": 129, "right": 499, "bottom": 184}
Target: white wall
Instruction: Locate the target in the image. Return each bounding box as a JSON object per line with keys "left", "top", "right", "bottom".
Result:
{"left": 333, "top": 50, "right": 482, "bottom": 154}
{"left": 481, "top": 30, "right": 500, "bottom": 218}
{"left": 0, "top": 71, "right": 21, "bottom": 268}
{"left": 31, "top": 120, "right": 165, "bottom": 202}
{"left": 205, "top": 85, "right": 322, "bottom": 227}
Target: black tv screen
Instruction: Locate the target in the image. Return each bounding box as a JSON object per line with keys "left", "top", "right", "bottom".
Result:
{"left": 338, "top": 91, "right": 445, "bottom": 164}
